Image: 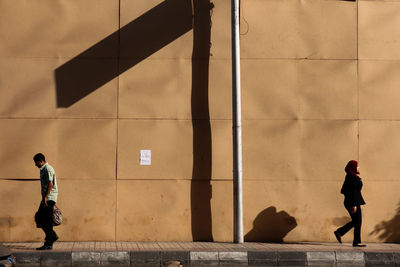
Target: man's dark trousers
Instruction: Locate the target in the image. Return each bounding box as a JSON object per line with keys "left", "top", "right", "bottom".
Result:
{"left": 36, "top": 200, "right": 58, "bottom": 245}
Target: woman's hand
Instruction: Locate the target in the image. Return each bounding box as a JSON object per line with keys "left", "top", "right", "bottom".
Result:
{"left": 351, "top": 206, "right": 357, "bottom": 214}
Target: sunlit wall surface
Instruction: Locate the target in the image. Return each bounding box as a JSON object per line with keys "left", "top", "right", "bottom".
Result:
{"left": 0, "top": 0, "right": 399, "bottom": 243}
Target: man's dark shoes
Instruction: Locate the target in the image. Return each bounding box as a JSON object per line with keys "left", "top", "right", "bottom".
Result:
{"left": 51, "top": 233, "right": 59, "bottom": 243}
{"left": 334, "top": 231, "right": 342, "bottom": 244}
{"left": 353, "top": 243, "right": 367, "bottom": 247}
{"left": 36, "top": 244, "right": 53, "bottom": 250}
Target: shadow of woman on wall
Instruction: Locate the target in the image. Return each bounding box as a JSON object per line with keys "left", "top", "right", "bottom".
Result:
{"left": 370, "top": 202, "right": 400, "bottom": 243}
{"left": 245, "top": 206, "right": 297, "bottom": 242}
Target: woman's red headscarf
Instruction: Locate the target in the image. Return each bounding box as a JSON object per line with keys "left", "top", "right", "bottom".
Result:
{"left": 345, "top": 160, "right": 359, "bottom": 177}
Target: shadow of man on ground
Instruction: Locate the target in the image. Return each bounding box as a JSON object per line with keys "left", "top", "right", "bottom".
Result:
{"left": 245, "top": 206, "right": 297, "bottom": 242}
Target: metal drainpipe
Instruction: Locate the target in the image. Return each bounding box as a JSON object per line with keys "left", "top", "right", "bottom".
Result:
{"left": 232, "top": 0, "right": 243, "bottom": 244}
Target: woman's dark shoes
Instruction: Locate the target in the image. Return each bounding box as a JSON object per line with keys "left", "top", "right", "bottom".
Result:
{"left": 36, "top": 244, "right": 53, "bottom": 250}
{"left": 334, "top": 231, "right": 342, "bottom": 244}
{"left": 352, "top": 243, "right": 367, "bottom": 247}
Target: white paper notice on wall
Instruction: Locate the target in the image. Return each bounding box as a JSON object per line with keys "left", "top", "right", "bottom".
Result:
{"left": 140, "top": 150, "right": 151, "bottom": 165}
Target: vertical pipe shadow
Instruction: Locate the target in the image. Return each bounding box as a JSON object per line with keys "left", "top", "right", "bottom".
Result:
{"left": 190, "top": 0, "right": 214, "bottom": 241}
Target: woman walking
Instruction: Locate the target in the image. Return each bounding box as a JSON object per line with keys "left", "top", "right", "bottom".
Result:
{"left": 334, "top": 160, "right": 366, "bottom": 247}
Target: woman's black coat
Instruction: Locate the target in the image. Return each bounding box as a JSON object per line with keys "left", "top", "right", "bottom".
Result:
{"left": 340, "top": 174, "right": 366, "bottom": 207}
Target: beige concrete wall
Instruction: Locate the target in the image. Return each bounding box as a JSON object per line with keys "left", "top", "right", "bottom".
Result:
{"left": 0, "top": 0, "right": 400, "bottom": 243}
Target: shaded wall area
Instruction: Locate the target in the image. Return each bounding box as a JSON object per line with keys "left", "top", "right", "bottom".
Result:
{"left": 370, "top": 202, "right": 400, "bottom": 243}
{"left": 54, "top": 0, "right": 215, "bottom": 241}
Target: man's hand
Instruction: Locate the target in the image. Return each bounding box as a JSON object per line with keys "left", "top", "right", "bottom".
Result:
{"left": 351, "top": 206, "right": 357, "bottom": 214}
{"left": 42, "top": 198, "right": 48, "bottom": 207}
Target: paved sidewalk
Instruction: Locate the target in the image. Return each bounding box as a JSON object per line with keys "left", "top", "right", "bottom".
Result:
{"left": 2, "top": 241, "right": 400, "bottom": 266}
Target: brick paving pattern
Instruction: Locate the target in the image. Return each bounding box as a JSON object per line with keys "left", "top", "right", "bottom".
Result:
{"left": 3, "top": 241, "right": 400, "bottom": 252}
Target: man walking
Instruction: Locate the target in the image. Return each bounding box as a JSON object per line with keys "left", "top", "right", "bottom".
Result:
{"left": 33, "top": 153, "right": 59, "bottom": 250}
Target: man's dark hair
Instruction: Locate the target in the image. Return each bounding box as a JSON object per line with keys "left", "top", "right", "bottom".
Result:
{"left": 33, "top": 153, "right": 46, "bottom": 162}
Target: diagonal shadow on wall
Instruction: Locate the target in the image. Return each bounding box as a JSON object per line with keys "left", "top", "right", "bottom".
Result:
{"left": 55, "top": 0, "right": 193, "bottom": 107}
{"left": 55, "top": 0, "right": 214, "bottom": 241}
